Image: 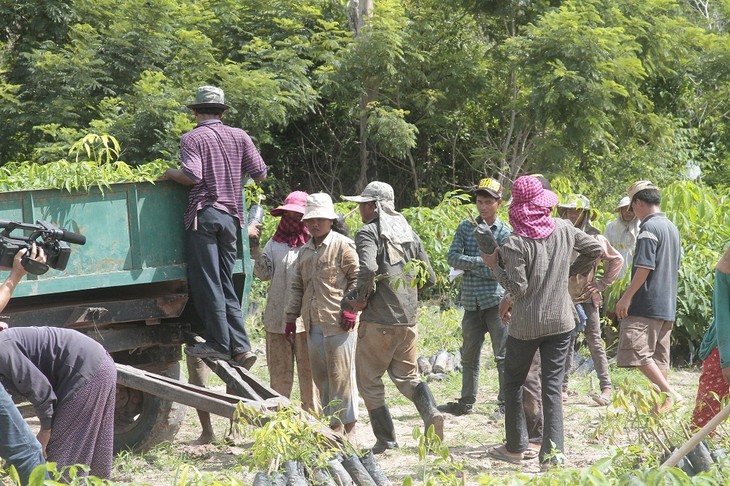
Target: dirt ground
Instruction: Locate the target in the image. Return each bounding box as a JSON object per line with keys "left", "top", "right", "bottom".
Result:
{"left": 109, "top": 349, "right": 703, "bottom": 485}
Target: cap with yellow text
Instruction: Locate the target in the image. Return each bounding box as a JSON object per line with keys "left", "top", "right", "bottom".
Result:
{"left": 475, "top": 178, "right": 502, "bottom": 199}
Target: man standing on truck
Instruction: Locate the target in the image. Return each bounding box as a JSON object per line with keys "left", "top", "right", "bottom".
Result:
{"left": 166, "top": 85, "right": 268, "bottom": 368}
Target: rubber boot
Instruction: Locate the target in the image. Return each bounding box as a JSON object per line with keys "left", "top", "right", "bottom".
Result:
{"left": 413, "top": 382, "right": 444, "bottom": 441}
{"left": 368, "top": 406, "right": 399, "bottom": 454}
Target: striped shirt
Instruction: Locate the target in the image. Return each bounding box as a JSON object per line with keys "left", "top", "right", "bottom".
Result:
{"left": 447, "top": 217, "right": 511, "bottom": 311}
{"left": 492, "top": 218, "right": 602, "bottom": 340}
{"left": 180, "top": 119, "right": 267, "bottom": 229}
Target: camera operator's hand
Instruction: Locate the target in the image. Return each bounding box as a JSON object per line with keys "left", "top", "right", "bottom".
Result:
{"left": 13, "top": 244, "right": 47, "bottom": 277}
{"left": 0, "top": 245, "right": 46, "bottom": 313}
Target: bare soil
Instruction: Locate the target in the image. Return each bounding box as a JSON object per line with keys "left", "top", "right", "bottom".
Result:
{"left": 110, "top": 351, "right": 702, "bottom": 485}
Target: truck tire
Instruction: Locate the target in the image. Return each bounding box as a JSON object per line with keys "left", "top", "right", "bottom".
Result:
{"left": 114, "top": 361, "right": 188, "bottom": 452}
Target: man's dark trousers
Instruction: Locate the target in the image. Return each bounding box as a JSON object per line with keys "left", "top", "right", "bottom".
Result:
{"left": 503, "top": 330, "right": 571, "bottom": 464}
{"left": 460, "top": 305, "right": 507, "bottom": 406}
{"left": 187, "top": 206, "right": 251, "bottom": 355}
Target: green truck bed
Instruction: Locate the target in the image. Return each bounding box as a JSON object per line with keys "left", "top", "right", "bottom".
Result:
{"left": 0, "top": 179, "right": 256, "bottom": 452}
{"left": 0, "top": 180, "right": 251, "bottom": 299}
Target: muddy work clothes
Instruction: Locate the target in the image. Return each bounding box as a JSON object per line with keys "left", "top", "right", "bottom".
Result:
{"left": 252, "top": 240, "right": 316, "bottom": 411}
{"left": 285, "top": 231, "right": 359, "bottom": 332}
{"left": 352, "top": 218, "right": 436, "bottom": 326}
{"left": 308, "top": 324, "right": 358, "bottom": 425}
{"left": 356, "top": 321, "right": 421, "bottom": 408}
{"left": 266, "top": 332, "right": 318, "bottom": 413}
{"left": 285, "top": 230, "right": 359, "bottom": 422}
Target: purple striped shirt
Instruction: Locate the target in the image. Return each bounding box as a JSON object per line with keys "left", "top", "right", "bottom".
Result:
{"left": 180, "top": 119, "right": 267, "bottom": 229}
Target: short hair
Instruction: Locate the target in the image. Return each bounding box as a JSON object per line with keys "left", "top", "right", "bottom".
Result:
{"left": 632, "top": 188, "right": 661, "bottom": 206}
{"left": 193, "top": 106, "right": 226, "bottom": 116}
{"left": 332, "top": 215, "right": 350, "bottom": 237}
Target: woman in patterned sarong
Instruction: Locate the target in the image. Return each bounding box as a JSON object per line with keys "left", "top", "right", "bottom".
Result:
{"left": 692, "top": 246, "right": 730, "bottom": 430}
{"left": 0, "top": 245, "right": 116, "bottom": 479}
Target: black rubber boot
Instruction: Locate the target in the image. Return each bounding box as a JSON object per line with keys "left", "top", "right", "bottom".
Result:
{"left": 413, "top": 382, "right": 444, "bottom": 441}
{"left": 368, "top": 406, "right": 399, "bottom": 454}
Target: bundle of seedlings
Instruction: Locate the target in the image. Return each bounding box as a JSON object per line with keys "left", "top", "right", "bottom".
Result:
{"left": 237, "top": 403, "right": 391, "bottom": 486}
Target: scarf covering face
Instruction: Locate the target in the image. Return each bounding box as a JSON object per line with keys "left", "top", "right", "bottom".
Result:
{"left": 271, "top": 215, "right": 310, "bottom": 248}
{"left": 508, "top": 175, "right": 559, "bottom": 239}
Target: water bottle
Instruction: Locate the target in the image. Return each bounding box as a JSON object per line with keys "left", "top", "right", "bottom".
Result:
{"left": 248, "top": 204, "right": 265, "bottom": 227}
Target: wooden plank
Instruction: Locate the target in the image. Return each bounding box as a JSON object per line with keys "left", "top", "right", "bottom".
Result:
{"left": 206, "top": 358, "right": 283, "bottom": 402}
{"left": 116, "top": 363, "right": 270, "bottom": 419}
{"left": 117, "top": 362, "right": 345, "bottom": 449}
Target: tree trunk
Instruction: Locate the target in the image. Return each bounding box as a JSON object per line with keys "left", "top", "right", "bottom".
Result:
{"left": 349, "top": 0, "right": 375, "bottom": 193}
{"left": 356, "top": 79, "right": 379, "bottom": 192}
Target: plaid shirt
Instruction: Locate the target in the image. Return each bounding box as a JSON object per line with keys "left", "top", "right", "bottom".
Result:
{"left": 447, "top": 217, "right": 511, "bottom": 311}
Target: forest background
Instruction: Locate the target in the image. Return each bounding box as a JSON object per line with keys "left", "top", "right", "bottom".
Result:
{"left": 2, "top": 0, "right": 730, "bottom": 360}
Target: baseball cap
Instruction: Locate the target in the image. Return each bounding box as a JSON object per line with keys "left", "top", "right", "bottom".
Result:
{"left": 475, "top": 178, "right": 502, "bottom": 199}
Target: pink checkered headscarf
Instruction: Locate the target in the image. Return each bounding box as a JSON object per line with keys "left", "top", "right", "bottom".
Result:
{"left": 508, "top": 176, "right": 559, "bottom": 239}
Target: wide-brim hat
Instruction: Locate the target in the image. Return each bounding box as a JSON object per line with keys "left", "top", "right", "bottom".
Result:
{"left": 302, "top": 193, "right": 339, "bottom": 220}
{"left": 270, "top": 191, "right": 309, "bottom": 216}
{"left": 614, "top": 196, "right": 631, "bottom": 212}
{"left": 627, "top": 180, "right": 658, "bottom": 200}
{"left": 557, "top": 194, "right": 598, "bottom": 220}
{"left": 510, "top": 175, "right": 559, "bottom": 208}
{"left": 342, "top": 181, "right": 394, "bottom": 203}
{"left": 186, "top": 85, "right": 231, "bottom": 111}
{"left": 475, "top": 178, "right": 503, "bottom": 199}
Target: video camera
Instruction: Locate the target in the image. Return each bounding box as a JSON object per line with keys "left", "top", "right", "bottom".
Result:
{"left": 0, "top": 220, "right": 86, "bottom": 275}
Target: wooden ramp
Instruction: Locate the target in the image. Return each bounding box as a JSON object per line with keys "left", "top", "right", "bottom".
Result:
{"left": 115, "top": 363, "right": 286, "bottom": 419}
{"left": 115, "top": 359, "right": 344, "bottom": 447}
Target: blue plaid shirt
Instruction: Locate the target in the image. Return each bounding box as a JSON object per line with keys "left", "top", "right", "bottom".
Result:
{"left": 447, "top": 217, "right": 511, "bottom": 311}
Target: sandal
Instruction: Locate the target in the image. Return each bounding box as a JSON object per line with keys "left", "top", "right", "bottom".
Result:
{"left": 522, "top": 448, "right": 539, "bottom": 460}
{"left": 591, "top": 393, "right": 612, "bottom": 406}
{"left": 487, "top": 445, "right": 524, "bottom": 464}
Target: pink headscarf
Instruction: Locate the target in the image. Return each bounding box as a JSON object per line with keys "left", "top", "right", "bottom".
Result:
{"left": 270, "top": 191, "right": 311, "bottom": 248}
{"left": 508, "top": 176, "right": 559, "bottom": 239}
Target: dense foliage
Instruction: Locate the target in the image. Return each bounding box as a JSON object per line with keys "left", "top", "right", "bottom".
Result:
{"left": 2, "top": 0, "right": 730, "bottom": 359}
{"left": 2, "top": 0, "right": 730, "bottom": 207}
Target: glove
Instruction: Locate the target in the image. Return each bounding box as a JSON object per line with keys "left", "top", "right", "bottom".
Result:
{"left": 285, "top": 322, "right": 296, "bottom": 340}
{"left": 340, "top": 310, "right": 357, "bottom": 331}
